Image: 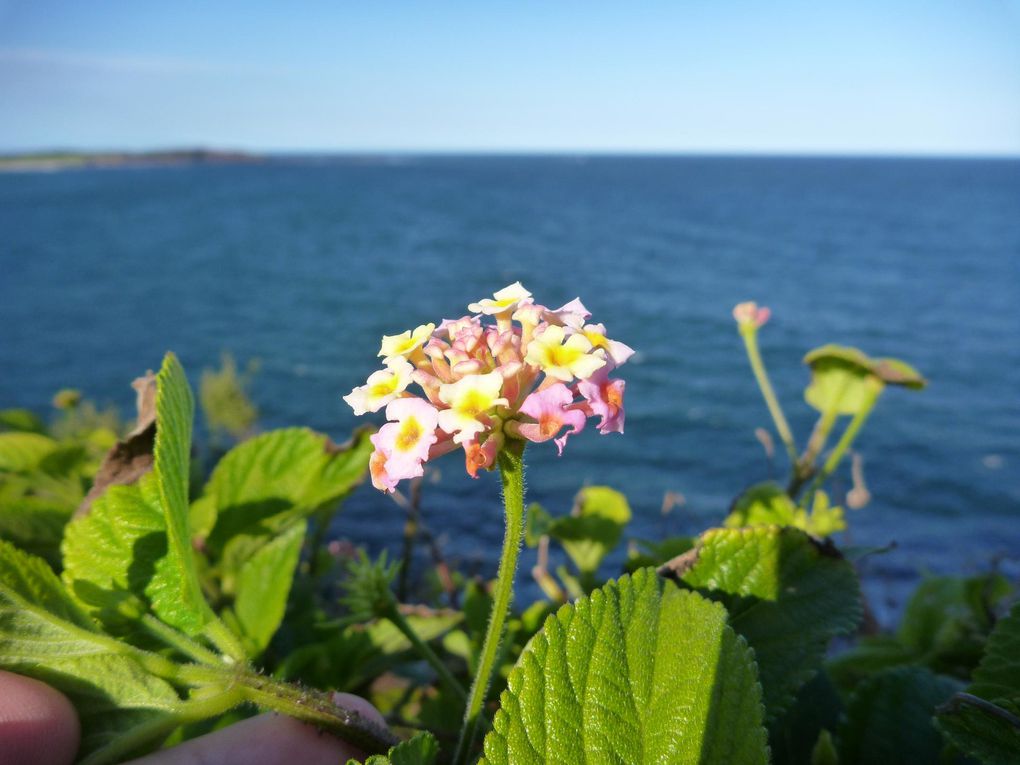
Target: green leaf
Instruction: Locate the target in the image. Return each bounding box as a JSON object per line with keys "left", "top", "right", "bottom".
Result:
{"left": 229, "top": 519, "right": 306, "bottom": 654}
{"left": 935, "top": 603, "right": 1020, "bottom": 764}
{"left": 898, "top": 574, "right": 1011, "bottom": 678}
{"left": 538, "top": 486, "right": 632, "bottom": 576}
{"left": 202, "top": 426, "right": 373, "bottom": 556}
{"left": 0, "top": 431, "right": 59, "bottom": 471}
{"left": 677, "top": 526, "right": 862, "bottom": 721}
{"left": 725, "top": 483, "right": 799, "bottom": 527}
{"left": 0, "top": 539, "right": 181, "bottom": 759}
{"left": 148, "top": 352, "right": 211, "bottom": 635}
{"left": 481, "top": 568, "right": 769, "bottom": 764}
{"left": 348, "top": 731, "right": 440, "bottom": 765}
{"left": 936, "top": 695, "right": 1020, "bottom": 765}
{"left": 803, "top": 346, "right": 875, "bottom": 416}
{"left": 724, "top": 485, "right": 845, "bottom": 538}
{"left": 810, "top": 730, "right": 838, "bottom": 765}
{"left": 803, "top": 344, "right": 925, "bottom": 416}
{"left": 0, "top": 408, "right": 47, "bottom": 433}
{"left": 0, "top": 495, "right": 74, "bottom": 567}
{"left": 837, "top": 666, "right": 958, "bottom": 765}
{"left": 199, "top": 352, "right": 259, "bottom": 441}
{"left": 62, "top": 473, "right": 166, "bottom": 636}
{"left": 968, "top": 602, "right": 1020, "bottom": 702}
{"left": 805, "top": 491, "right": 847, "bottom": 537}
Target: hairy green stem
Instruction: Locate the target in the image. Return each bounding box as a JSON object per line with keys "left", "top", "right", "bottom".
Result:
{"left": 453, "top": 442, "right": 526, "bottom": 765}
{"left": 383, "top": 602, "right": 466, "bottom": 701}
{"left": 142, "top": 614, "right": 223, "bottom": 665}
{"left": 237, "top": 671, "right": 399, "bottom": 754}
{"left": 805, "top": 380, "right": 882, "bottom": 504}
{"left": 740, "top": 328, "right": 799, "bottom": 466}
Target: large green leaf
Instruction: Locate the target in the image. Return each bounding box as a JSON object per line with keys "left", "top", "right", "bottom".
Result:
{"left": 481, "top": 568, "right": 769, "bottom": 764}
{"left": 0, "top": 431, "right": 59, "bottom": 471}
{"left": 936, "top": 603, "right": 1020, "bottom": 764}
{"left": 898, "top": 574, "right": 1011, "bottom": 678}
{"left": 968, "top": 602, "right": 1020, "bottom": 702}
{"left": 147, "top": 352, "right": 211, "bottom": 635}
{"left": 229, "top": 519, "right": 306, "bottom": 654}
{"left": 803, "top": 346, "right": 875, "bottom": 415}
{"left": 838, "top": 666, "right": 958, "bottom": 764}
{"left": 828, "top": 574, "right": 1011, "bottom": 693}
{"left": 803, "top": 345, "right": 924, "bottom": 416}
{"left": 677, "top": 526, "right": 862, "bottom": 721}
{"left": 936, "top": 695, "right": 1020, "bottom": 765}
{"left": 0, "top": 539, "right": 181, "bottom": 759}
{"left": 203, "top": 426, "right": 373, "bottom": 556}
{"left": 62, "top": 473, "right": 166, "bottom": 635}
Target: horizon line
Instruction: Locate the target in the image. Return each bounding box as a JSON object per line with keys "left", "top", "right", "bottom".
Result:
{"left": 3, "top": 146, "right": 1020, "bottom": 161}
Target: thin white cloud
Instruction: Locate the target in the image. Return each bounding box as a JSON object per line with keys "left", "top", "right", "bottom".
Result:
{"left": 0, "top": 46, "right": 228, "bottom": 75}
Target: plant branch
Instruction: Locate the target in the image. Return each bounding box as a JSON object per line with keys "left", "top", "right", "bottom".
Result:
{"left": 804, "top": 379, "right": 882, "bottom": 505}
{"left": 236, "top": 671, "right": 400, "bottom": 754}
{"left": 383, "top": 601, "right": 466, "bottom": 702}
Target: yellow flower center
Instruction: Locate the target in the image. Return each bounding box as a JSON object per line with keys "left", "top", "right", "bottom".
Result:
{"left": 584, "top": 330, "right": 608, "bottom": 350}
{"left": 369, "top": 377, "right": 400, "bottom": 398}
{"left": 395, "top": 418, "right": 423, "bottom": 451}
{"left": 546, "top": 344, "right": 582, "bottom": 368}
{"left": 458, "top": 390, "right": 490, "bottom": 417}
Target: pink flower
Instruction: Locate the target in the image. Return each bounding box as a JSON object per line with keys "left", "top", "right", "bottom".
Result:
{"left": 372, "top": 398, "right": 440, "bottom": 487}
{"left": 578, "top": 368, "right": 626, "bottom": 434}
{"left": 516, "top": 383, "right": 587, "bottom": 455}
{"left": 733, "top": 301, "right": 770, "bottom": 329}
{"left": 581, "top": 323, "right": 635, "bottom": 368}
{"left": 345, "top": 283, "right": 632, "bottom": 491}
{"left": 546, "top": 298, "right": 590, "bottom": 329}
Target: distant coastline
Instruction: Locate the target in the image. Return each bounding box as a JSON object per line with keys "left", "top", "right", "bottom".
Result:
{"left": 0, "top": 149, "right": 264, "bottom": 173}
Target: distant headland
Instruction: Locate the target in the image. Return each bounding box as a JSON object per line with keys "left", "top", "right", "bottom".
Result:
{"left": 0, "top": 149, "right": 264, "bottom": 173}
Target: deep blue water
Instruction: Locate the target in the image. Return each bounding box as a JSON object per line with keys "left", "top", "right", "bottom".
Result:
{"left": 1, "top": 156, "right": 1018, "bottom": 620}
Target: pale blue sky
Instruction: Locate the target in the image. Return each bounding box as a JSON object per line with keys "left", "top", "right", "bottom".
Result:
{"left": 1, "top": 1, "right": 1019, "bottom": 154}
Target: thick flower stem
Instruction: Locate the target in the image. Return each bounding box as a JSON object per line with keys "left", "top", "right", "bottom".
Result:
{"left": 453, "top": 442, "right": 526, "bottom": 765}
{"left": 740, "top": 328, "right": 799, "bottom": 467}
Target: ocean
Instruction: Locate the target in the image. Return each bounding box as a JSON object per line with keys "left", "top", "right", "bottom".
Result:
{"left": 1, "top": 156, "right": 1018, "bottom": 621}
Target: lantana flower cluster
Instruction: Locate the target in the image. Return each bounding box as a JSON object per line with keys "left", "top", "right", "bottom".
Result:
{"left": 344, "top": 283, "right": 633, "bottom": 493}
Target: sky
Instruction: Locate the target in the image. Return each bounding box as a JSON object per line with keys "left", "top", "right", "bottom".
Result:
{"left": 1, "top": 1, "right": 1019, "bottom": 155}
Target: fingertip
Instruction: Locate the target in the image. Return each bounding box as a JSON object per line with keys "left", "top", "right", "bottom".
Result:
{"left": 0, "top": 670, "right": 80, "bottom": 765}
{"left": 331, "top": 692, "right": 387, "bottom": 729}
